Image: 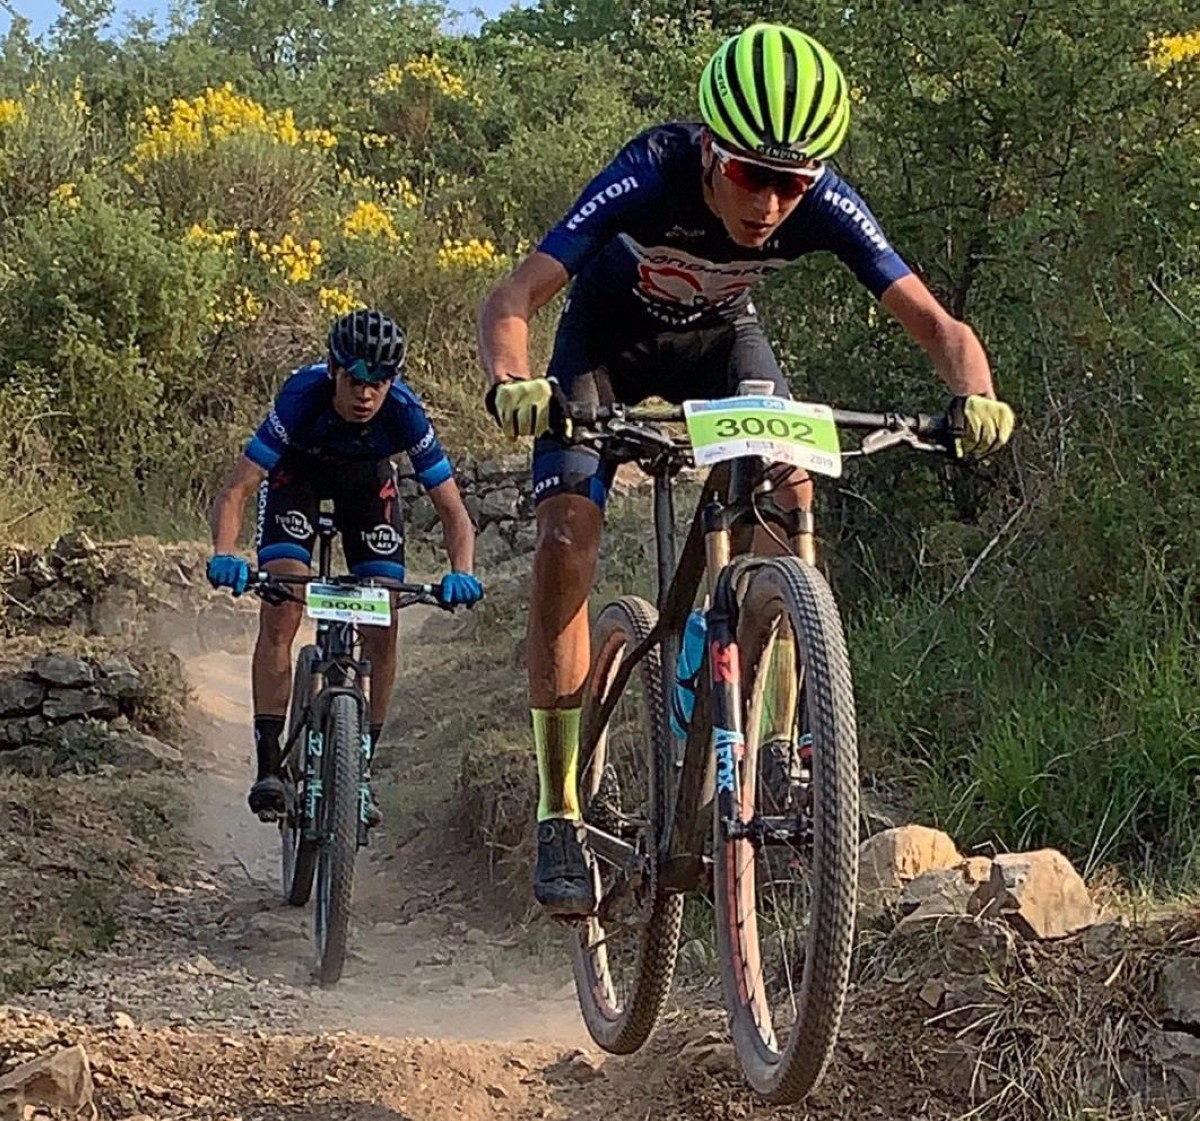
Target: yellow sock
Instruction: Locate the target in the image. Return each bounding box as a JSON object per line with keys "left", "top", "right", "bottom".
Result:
{"left": 533, "top": 708, "right": 581, "bottom": 821}
{"left": 761, "top": 632, "right": 799, "bottom": 744}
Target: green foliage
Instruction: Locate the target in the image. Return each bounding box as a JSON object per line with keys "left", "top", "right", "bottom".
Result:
{"left": 0, "top": 0, "right": 1194, "bottom": 885}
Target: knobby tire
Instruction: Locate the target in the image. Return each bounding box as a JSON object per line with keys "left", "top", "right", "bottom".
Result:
{"left": 571, "top": 595, "right": 684, "bottom": 1054}
{"left": 714, "top": 556, "right": 859, "bottom": 1103}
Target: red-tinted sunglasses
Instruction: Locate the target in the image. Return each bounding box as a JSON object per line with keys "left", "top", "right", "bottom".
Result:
{"left": 711, "top": 140, "right": 823, "bottom": 199}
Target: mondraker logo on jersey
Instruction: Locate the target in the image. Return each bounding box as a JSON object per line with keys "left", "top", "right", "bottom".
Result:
{"left": 621, "top": 236, "right": 787, "bottom": 324}
{"left": 823, "top": 190, "right": 891, "bottom": 252}
{"left": 565, "top": 177, "right": 639, "bottom": 231}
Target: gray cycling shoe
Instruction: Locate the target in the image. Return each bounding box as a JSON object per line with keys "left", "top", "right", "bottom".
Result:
{"left": 534, "top": 817, "right": 595, "bottom": 918}
{"left": 248, "top": 774, "right": 286, "bottom": 820}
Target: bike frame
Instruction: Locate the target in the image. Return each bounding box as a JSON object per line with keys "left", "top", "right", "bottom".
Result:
{"left": 575, "top": 403, "right": 948, "bottom": 902}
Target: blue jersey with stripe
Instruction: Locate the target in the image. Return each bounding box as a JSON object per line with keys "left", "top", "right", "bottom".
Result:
{"left": 538, "top": 122, "right": 911, "bottom": 329}
{"left": 245, "top": 364, "right": 453, "bottom": 491}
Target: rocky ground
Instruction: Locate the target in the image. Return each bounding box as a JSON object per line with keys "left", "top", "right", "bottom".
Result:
{"left": 1, "top": 532, "right": 1199, "bottom": 1121}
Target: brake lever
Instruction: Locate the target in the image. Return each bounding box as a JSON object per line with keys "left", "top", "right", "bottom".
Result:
{"left": 859, "top": 427, "right": 948, "bottom": 457}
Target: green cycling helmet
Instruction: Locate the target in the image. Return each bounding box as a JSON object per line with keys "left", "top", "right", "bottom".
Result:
{"left": 699, "top": 23, "right": 851, "bottom": 165}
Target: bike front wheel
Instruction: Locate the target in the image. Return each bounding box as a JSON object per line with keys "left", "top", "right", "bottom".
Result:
{"left": 713, "top": 555, "right": 859, "bottom": 1104}
{"left": 570, "top": 595, "right": 683, "bottom": 1054}
{"left": 314, "top": 692, "right": 362, "bottom": 986}
{"left": 281, "top": 645, "right": 318, "bottom": 907}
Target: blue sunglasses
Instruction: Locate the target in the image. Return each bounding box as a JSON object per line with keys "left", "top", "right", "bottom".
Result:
{"left": 335, "top": 355, "right": 401, "bottom": 384}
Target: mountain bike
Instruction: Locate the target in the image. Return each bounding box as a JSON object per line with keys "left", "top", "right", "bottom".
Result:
{"left": 559, "top": 383, "right": 951, "bottom": 1103}
{"left": 246, "top": 501, "right": 449, "bottom": 986}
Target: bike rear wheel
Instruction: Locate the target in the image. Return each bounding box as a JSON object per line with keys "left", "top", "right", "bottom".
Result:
{"left": 570, "top": 595, "right": 683, "bottom": 1054}
{"left": 714, "top": 556, "right": 859, "bottom": 1103}
{"left": 282, "top": 645, "right": 318, "bottom": 907}
{"left": 314, "top": 692, "right": 362, "bottom": 986}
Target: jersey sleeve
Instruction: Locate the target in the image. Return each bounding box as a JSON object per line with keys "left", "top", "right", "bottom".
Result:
{"left": 806, "top": 176, "right": 912, "bottom": 298}
{"left": 537, "top": 133, "right": 667, "bottom": 277}
{"left": 244, "top": 370, "right": 311, "bottom": 471}
{"left": 387, "top": 386, "right": 453, "bottom": 491}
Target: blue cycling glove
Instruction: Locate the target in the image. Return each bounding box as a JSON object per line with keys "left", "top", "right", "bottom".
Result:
{"left": 440, "top": 572, "right": 483, "bottom": 607}
{"left": 207, "top": 554, "right": 251, "bottom": 596}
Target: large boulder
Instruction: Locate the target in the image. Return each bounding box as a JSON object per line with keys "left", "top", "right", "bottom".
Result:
{"left": 968, "top": 849, "right": 1097, "bottom": 940}
{"left": 895, "top": 857, "right": 994, "bottom": 931}
{"left": 858, "top": 824, "right": 964, "bottom": 915}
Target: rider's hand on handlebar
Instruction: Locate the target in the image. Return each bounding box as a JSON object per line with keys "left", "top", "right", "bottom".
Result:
{"left": 206, "top": 554, "right": 251, "bottom": 596}
{"left": 439, "top": 572, "right": 484, "bottom": 607}
{"left": 485, "top": 377, "right": 569, "bottom": 440}
{"left": 947, "top": 395, "right": 1015, "bottom": 460}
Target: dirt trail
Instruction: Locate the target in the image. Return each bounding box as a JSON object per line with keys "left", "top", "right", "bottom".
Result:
{"left": 180, "top": 623, "right": 590, "bottom": 1047}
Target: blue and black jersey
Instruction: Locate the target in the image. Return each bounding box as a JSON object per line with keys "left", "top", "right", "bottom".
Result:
{"left": 245, "top": 363, "right": 453, "bottom": 491}
{"left": 538, "top": 122, "right": 911, "bottom": 329}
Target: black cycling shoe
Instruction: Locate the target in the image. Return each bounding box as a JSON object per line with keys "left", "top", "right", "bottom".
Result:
{"left": 248, "top": 774, "right": 286, "bottom": 820}
{"left": 762, "top": 737, "right": 811, "bottom": 811}
{"left": 534, "top": 817, "right": 595, "bottom": 918}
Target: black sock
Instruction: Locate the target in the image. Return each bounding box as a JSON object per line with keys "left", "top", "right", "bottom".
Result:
{"left": 369, "top": 723, "right": 383, "bottom": 755}
{"left": 254, "top": 715, "right": 286, "bottom": 780}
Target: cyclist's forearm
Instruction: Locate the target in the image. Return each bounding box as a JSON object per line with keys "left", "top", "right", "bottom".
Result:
{"left": 477, "top": 252, "right": 570, "bottom": 385}
{"left": 478, "top": 291, "right": 533, "bottom": 385}
{"left": 210, "top": 488, "right": 247, "bottom": 554}
{"left": 929, "top": 319, "right": 995, "bottom": 398}
{"left": 210, "top": 455, "right": 265, "bottom": 554}
{"left": 428, "top": 479, "right": 475, "bottom": 572}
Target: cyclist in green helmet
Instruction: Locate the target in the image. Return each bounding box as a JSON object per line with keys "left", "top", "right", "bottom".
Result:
{"left": 477, "top": 23, "right": 1016, "bottom": 918}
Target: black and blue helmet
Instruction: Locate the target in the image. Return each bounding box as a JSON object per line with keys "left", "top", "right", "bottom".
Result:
{"left": 328, "top": 309, "right": 407, "bottom": 383}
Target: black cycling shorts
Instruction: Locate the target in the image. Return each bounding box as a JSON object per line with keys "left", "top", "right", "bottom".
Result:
{"left": 531, "top": 298, "right": 791, "bottom": 509}
{"left": 255, "top": 453, "right": 406, "bottom": 579}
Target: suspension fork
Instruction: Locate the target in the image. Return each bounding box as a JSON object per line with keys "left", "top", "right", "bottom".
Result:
{"left": 703, "top": 502, "right": 745, "bottom": 831}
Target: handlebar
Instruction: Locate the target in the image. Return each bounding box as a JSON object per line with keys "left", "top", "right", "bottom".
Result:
{"left": 561, "top": 401, "right": 953, "bottom": 457}
{"left": 246, "top": 570, "right": 450, "bottom": 610}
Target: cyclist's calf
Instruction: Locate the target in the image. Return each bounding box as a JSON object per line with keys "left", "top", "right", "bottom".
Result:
{"left": 529, "top": 495, "right": 603, "bottom": 708}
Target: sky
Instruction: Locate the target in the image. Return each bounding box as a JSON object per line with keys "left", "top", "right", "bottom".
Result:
{"left": 0, "top": 0, "right": 526, "bottom": 38}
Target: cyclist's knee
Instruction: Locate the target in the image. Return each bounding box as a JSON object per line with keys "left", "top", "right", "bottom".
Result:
{"left": 535, "top": 497, "right": 601, "bottom": 581}
{"left": 259, "top": 600, "right": 302, "bottom": 645}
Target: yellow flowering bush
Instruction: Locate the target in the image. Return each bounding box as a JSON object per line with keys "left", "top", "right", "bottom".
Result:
{"left": 184, "top": 223, "right": 240, "bottom": 251}
{"left": 127, "top": 84, "right": 337, "bottom": 175}
{"left": 214, "top": 285, "right": 263, "bottom": 326}
{"left": 0, "top": 98, "right": 26, "bottom": 128}
{"left": 248, "top": 230, "right": 323, "bottom": 284}
{"left": 49, "top": 182, "right": 80, "bottom": 211}
{"left": 436, "top": 236, "right": 505, "bottom": 271}
{"left": 318, "top": 285, "right": 364, "bottom": 317}
{"left": 1147, "top": 30, "right": 1200, "bottom": 72}
{"left": 342, "top": 199, "right": 399, "bottom": 242}
{"left": 371, "top": 53, "right": 470, "bottom": 100}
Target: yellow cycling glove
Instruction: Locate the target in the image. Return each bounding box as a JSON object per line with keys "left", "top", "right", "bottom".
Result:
{"left": 485, "top": 377, "right": 565, "bottom": 439}
{"left": 948, "top": 395, "right": 1016, "bottom": 460}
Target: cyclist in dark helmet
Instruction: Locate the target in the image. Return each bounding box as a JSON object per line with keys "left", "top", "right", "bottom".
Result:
{"left": 206, "top": 309, "right": 484, "bottom": 820}
{"left": 477, "top": 23, "right": 1015, "bottom": 917}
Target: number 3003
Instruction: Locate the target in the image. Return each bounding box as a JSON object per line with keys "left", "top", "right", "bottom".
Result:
{"left": 714, "top": 415, "right": 814, "bottom": 443}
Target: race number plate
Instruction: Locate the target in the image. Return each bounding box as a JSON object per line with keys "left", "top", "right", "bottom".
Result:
{"left": 304, "top": 583, "right": 392, "bottom": 627}
{"left": 683, "top": 396, "right": 843, "bottom": 477}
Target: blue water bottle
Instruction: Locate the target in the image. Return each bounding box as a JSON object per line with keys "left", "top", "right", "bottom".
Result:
{"left": 670, "top": 608, "right": 708, "bottom": 738}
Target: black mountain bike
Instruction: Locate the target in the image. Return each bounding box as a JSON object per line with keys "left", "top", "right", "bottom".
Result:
{"left": 559, "top": 384, "right": 951, "bottom": 1103}
{"left": 247, "top": 501, "right": 447, "bottom": 986}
